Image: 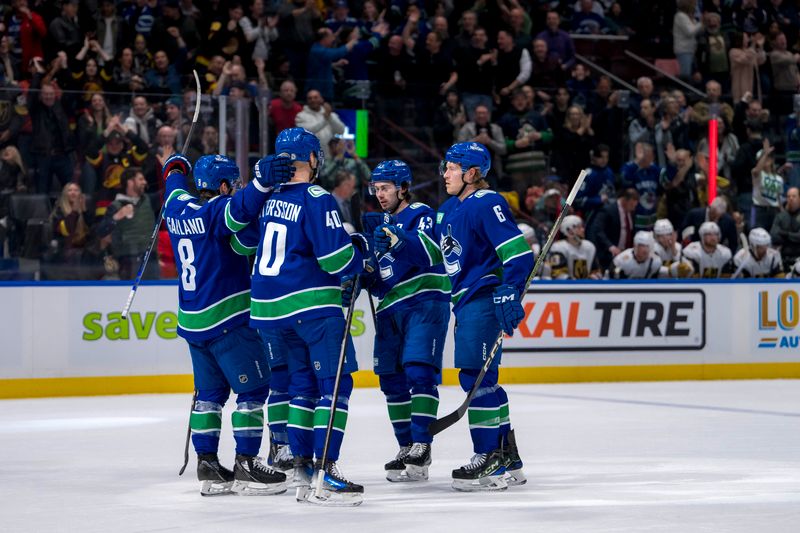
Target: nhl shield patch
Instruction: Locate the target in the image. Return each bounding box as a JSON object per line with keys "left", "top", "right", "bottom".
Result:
{"left": 239, "top": 374, "right": 249, "bottom": 384}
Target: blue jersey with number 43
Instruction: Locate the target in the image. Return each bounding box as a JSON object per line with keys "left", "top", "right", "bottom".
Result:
{"left": 249, "top": 182, "right": 363, "bottom": 327}
{"left": 370, "top": 202, "right": 451, "bottom": 316}
{"left": 163, "top": 172, "right": 269, "bottom": 341}
{"left": 402, "top": 189, "right": 534, "bottom": 313}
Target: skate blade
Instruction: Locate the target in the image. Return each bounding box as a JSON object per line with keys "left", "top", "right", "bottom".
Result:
{"left": 289, "top": 477, "right": 312, "bottom": 489}
{"left": 200, "top": 480, "right": 234, "bottom": 496}
{"left": 231, "top": 479, "right": 287, "bottom": 496}
{"left": 504, "top": 468, "right": 527, "bottom": 486}
{"left": 452, "top": 475, "right": 508, "bottom": 492}
{"left": 385, "top": 469, "right": 416, "bottom": 483}
{"left": 399, "top": 464, "right": 429, "bottom": 482}
{"left": 298, "top": 486, "right": 364, "bottom": 507}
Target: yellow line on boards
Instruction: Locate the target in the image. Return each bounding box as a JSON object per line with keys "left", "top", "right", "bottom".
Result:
{"left": 1, "top": 363, "right": 799, "bottom": 399}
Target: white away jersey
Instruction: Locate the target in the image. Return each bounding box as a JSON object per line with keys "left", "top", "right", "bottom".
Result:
{"left": 612, "top": 248, "right": 661, "bottom": 279}
{"left": 733, "top": 248, "right": 784, "bottom": 278}
{"left": 681, "top": 242, "right": 733, "bottom": 278}
{"left": 548, "top": 239, "right": 599, "bottom": 279}
{"left": 653, "top": 241, "right": 683, "bottom": 278}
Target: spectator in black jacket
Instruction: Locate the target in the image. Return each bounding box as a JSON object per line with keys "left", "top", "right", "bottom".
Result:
{"left": 682, "top": 196, "right": 739, "bottom": 252}
{"left": 587, "top": 188, "right": 640, "bottom": 270}
{"left": 30, "top": 71, "right": 75, "bottom": 194}
{"left": 771, "top": 186, "right": 800, "bottom": 270}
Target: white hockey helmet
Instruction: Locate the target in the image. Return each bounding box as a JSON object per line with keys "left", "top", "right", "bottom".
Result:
{"left": 653, "top": 218, "right": 674, "bottom": 236}
{"left": 698, "top": 221, "right": 721, "bottom": 238}
{"left": 560, "top": 214, "right": 583, "bottom": 236}
{"left": 633, "top": 231, "right": 654, "bottom": 248}
{"left": 517, "top": 223, "right": 535, "bottom": 245}
{"left": 748, "top": 227, "right": 771, "bottom": 247}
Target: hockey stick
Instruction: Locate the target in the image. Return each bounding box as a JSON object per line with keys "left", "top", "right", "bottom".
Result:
{"left": 428, "top": 170, "right": 588, "bottom": 436}
{"left": 121, "top": 70, "right": 202, "bottom": 318}
{"left": 178, "top": 389, "right": 198, "bottom": 475}
{"left": 313, "top": 276, "right": 360, "bottom": 499}
{"left": 732, "top": 232, "right": 750, "bottom": 279}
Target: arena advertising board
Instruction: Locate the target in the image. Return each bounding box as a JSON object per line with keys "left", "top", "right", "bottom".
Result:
{"left": 0, "top": 281, "right": 798, "bottom": 384}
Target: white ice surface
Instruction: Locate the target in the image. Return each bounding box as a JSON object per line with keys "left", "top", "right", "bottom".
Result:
{"left": 2, "top": 381, "right": 799, "bottom": 533}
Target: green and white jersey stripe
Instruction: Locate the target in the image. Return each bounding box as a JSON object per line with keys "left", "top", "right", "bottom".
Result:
{"left": 250, "top": 286, "right": 342, "bottom": 322}
{"left": 317, "top": 243, "right": 356, "bottom": 274}
{"left": 495, "top": 234, "right": 533, "bottom": 263}
{"left": 230, "top": 233, "right": 257, "bottom": 256}
{"left": 178, "top": 289, "right": 251, "bottom": 332}
{"left": 377, "top": 273, "right": 451, "bottom": 313}
{"left": 418, "top": 231, "right": 443, "bottom": 266}
{"left": 165, "top": 188, "right": 189, "bottom": 208}
{"left": 224, "top": 201, "right": 248, "bottom": 233}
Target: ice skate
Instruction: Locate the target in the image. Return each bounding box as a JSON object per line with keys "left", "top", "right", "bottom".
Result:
{"left": 231, "top": 454, "right": 287, "bottom": 495}
{"left": 290, "top": 456, "right": 314, "bottom": 491}
{"left": 384, "top": 445, "right": 411, "bottom": 482}
{"left": 451, "top": 450, "right": 507, "bottom": 492}
{"left": 197, "top": 453, "right": 234, "bottom": 496}
{"left": 502, "top": 429, "right": 527, "bottom": 486}
{"left": 267, "top": 441, "right": 294, "bottom": 473}
{"left": 401, "top": 442, "right": 431, "bottom": 481}
{"left": 298, "top": 460, "right": 364, "bottom": 507}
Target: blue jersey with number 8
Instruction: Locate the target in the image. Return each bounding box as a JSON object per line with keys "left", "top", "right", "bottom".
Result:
{"left": 249, "top": 182, "right": 363, "bottom": 327}
{"left": 163, "top": 172, "right": 269, "bottom": 341}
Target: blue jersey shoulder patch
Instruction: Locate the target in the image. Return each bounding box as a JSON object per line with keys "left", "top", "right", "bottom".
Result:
{"left": 307, "top": 185, "right": 328, "bottom": 198}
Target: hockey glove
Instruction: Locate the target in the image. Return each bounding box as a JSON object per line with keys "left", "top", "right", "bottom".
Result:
{"left": 341, "top": 274, "right": 360, "bottom": 308}
{"left": 254, "top": 154, "right": 295, "bottom": 189}
{"left": 493, "top": 284, "right": 525, "bottom": 336}
{"left": 374, "top": 224, "right": 407, "bottom": 255}
{"left": 350, "top": 232, "right": 376, "bottom": 274}
{"left": 163, "top": 153, "right": 192, "bottom": 177}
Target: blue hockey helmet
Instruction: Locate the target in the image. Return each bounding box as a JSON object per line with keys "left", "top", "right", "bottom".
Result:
{"left": 275, "top": 127, "right": 324, "bottom": 168}
{"left": 194, "top": 154, "right": 239, "bottom": 191}
{"left": 368, "top": 159, "right": 412, "bottom": 195}
{"left": 440, "top": 142, "right": 491, "bottom": 178}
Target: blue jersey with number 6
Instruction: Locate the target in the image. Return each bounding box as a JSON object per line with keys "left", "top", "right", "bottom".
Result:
{"left": 249, "top": 182, "right": 363, "bottom": 327}
{"left": 401, "top": 189, "right": 534, "bottom": 313}
{"left": 163, "top": 172, "right": 269, "bottom": 341}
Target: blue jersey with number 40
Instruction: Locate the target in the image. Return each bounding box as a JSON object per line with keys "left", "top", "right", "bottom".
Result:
{"left": 249, "top": 182, "right": 363, "bottom": 327}
{"left": 163, "top": 172, "right": 269, "bottom": 341}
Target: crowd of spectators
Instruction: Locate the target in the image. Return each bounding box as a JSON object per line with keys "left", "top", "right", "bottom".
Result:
{"left": 0, "top": 0, "right": 798, "bottom": 281}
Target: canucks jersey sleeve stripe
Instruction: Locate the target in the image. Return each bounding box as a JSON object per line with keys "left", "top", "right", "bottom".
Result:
{"left": 251, "top": 287, "right": 342, "bottom": 321}
{"left": 495, "top": 234, "right": 533, "bottom": 263}
{"left": 224, "top": 202, "right": 248, "bottom": 233}
{"left": 165, "top": 188, "right": 189, "bottom": 208}
{"left": 317, "top": 243, "right": 355, "bottom": 274}
{"left": 418, "top": 232, "right": 443, "bottom": 265}
{"left": 178, "top": 290, "right": 251, "bottom": 332}
{"left": 377, "top": 273, "right": 451, "bottom": 313}
{"left": 230, "top": 234, "right": 257, "bottom": 256}
{"left": 451, "top": 287, "right": 468, "bottom": 306}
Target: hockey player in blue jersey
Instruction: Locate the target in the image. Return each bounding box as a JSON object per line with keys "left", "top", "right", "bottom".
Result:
{"left": 364, "top": 160, "right": 451, "bottom": 482}
{"left": 375, "top": 142, "right": 534, "bottom": 491}
{"left": 249, "top": 127, "right": 368, "bottom": 506}
{"left": 162, "top": 151, "right": 293, "bottom": 496}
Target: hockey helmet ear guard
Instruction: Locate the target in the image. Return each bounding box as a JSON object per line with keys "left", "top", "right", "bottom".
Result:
{"left": 194, "top": 154, "right": 239, "bottom": 191}
{"left": 441, "top": 142, "right": 491, "bottom": 178}
{"left": 275, "top": 127, "right": 324, "bottom": 180}
{"left": 368, "top": 159, "right": 412, "bottom": 195}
